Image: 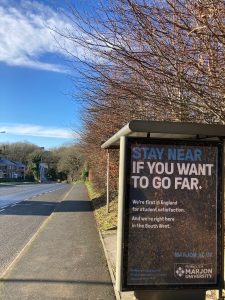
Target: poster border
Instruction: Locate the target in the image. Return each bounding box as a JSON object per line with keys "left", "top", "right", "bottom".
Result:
{"left": 121, "top": 137, "right": 224, "bottom": 291}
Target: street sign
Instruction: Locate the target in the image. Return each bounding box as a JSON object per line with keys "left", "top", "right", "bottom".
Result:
{"left": 122, "top": 138, "right": 223, "bottom": 290}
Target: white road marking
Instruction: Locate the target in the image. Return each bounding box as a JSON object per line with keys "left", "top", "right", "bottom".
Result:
{"left": 0, "top": 185, "right": 67, "bottom": 213}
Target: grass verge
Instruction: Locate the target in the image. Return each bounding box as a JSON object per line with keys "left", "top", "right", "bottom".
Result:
{"left": 86, "top": 181, "right": 118, "bottom": 231}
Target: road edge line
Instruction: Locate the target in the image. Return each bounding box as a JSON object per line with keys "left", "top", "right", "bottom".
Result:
{"left": 0, "top": 184, "right": 74, "bottom": 280}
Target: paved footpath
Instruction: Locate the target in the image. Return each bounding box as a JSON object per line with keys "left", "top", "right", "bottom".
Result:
{"left": 0, "top": 183, "right": 115, "bottom": 300}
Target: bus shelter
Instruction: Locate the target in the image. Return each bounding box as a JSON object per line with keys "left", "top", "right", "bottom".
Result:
{"left": 101, "top": 120, "right": 225, "bottom": 300}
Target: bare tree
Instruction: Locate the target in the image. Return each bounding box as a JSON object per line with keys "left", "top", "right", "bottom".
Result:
{"left": 59, "top": 0, "right": 225, "bottom": 189}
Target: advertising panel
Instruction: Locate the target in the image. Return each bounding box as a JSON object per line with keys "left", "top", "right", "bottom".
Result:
{"left": 122, "top": 138, "right": 223, "bottom": 290}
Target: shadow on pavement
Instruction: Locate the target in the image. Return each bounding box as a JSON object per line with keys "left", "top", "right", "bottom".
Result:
{"left": 55, "top": 200, "right": 92, "bottom": 213}
{"left": 0, "top": 278, "right": 111, "bottom": 286}
{"left": 0, "top": 200, "right": 93, "bottom": 216}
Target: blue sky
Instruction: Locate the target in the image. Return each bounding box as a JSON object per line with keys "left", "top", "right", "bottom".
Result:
{"left": 0, "top": 0, "right": 92, "bottom": 149}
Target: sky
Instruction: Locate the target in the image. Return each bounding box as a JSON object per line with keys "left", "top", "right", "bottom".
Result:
{"left": 0, "top": 0, "right": 92, "bottom": 149}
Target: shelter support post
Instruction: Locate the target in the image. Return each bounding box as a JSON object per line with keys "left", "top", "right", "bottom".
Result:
{"left": 116, "top": 136, "right": 126, "bottom": 291}
{"left": 106, "top": 150, "right": 110, "bottom": 213}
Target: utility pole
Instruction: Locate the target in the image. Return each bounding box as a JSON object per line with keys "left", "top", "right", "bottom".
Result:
{"left": 39, "top": 147, "right": 45, "bottom": 183}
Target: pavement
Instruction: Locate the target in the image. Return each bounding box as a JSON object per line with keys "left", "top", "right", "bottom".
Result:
{"left": 0, "top": 183, "right": 115, "bottom": 300}
{"left": 100, "top": 231, "right": 134, "bottom": 300}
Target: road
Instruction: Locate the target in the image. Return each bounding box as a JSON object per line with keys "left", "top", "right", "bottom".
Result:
{"left": 0, "top": 183, "right": 68, "bottom": 209}
{"left": 0, "top": 183, "right": 70, "bottom": 275}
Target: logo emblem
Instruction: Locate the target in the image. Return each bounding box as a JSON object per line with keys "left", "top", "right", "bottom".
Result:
{"left": 175, "top": 266, "right": 185, "bottom": 278}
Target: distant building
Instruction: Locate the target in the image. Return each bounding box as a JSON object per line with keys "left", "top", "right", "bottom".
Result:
{"left": 12, "top": 161, "right": 26, "bottom": 179}
{"left": 0, "top": 156, "right": 26, "bottom": 179}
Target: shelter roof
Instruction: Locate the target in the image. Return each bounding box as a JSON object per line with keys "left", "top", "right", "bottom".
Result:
{"left": 101, "top": 120, "right": 225, "bottom": 149}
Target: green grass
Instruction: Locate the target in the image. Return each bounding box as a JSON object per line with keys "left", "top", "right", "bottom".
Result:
{"left": 86, "top": 181, "right": 118, "bottom": 231}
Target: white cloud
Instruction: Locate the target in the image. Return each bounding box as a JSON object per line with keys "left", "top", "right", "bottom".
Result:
{"left": 0, "top": 0, "right": 86, "bottom": 73}
{"left": 0, "top": 123, "right": 78, "bottom": 139}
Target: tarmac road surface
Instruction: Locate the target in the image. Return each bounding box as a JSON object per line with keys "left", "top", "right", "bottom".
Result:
{"left": 0, "top": 183, "right": 68, "bottom": 208}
